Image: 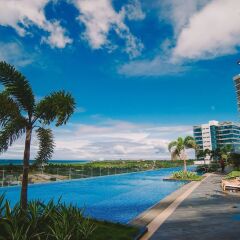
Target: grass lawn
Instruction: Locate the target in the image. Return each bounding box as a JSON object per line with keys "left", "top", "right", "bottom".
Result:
{"left": 225, "top": 171, "right": 240, "bottom": 179}
{"left": 91, "top": 220, "right": 140, "bottom": 240}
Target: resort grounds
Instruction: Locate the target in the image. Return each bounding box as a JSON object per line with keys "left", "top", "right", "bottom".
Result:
{"left": 0, "top": 160, "right": 194, "bottom": 186}
{"left": 1, "top": 160, "right": 240, "bottom": 239}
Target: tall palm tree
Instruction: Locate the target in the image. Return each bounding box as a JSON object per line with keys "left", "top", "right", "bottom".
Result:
{"left": 0, "top": 62, "right": 75, "bottom": 209}
{"left": 168, "top": 136, "right": 196, "bottom": 172}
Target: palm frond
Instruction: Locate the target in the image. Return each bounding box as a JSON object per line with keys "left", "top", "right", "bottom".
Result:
{"left": 0, "top": 61, "right": 35, "bottom": 115}
{"left": 0, "top": 118, "right": 26, "bottom": 153}
{"left": 35, "top": 127, "right": 54, "bottom": 165}
{"left": 168, "top": 141, "right": 177, "bottom": 152}
{"left": 184, "top": 136, "right": 196, "bottom": 149}
{"left": 171, "top": 149, "right": 181, "bottom": 160}
{"left": 0, "top": 91, "right": 23, "bottom": 127}
{"left": 34, "top": 91, "right": 75, "bottom": 126}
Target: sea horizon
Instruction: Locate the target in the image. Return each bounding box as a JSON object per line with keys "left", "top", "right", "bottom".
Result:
{"left": 0, "top": 159, "right": 90, "bottom": 166}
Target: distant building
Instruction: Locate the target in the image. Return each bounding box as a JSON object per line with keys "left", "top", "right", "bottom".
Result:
{"left": 193, "top": 121, "right": 240, "bottom": 159}
{"left": 233, "top": 74, "right": 240, "bottom": 111}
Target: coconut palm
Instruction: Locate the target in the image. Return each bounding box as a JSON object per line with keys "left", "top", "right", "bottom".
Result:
{"left": 0, "top": 62, "right": 75, "bottom": 209}
{"left": 168, "top": 136, "right": 196, "bottom": 172}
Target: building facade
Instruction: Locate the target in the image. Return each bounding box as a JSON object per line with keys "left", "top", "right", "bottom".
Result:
{"left": 193, "top": 121, "right": 240, "bottom": 158}
{"left": 233, "top": 74, "right": 240, "bottom": 111}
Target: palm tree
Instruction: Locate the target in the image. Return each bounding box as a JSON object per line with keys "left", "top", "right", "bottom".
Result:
{"left": 196, "top": 148, "right": 211, "bottom": 164}
{"left": 0, "top": 62, "right": 75, "bottom": 209}
{"left": 168, "top": 136, "right": 196, "bottom": 172}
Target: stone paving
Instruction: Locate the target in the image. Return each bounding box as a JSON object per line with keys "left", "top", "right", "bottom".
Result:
{"left": 150, "top": 173, "right": 240, "bottom": 240}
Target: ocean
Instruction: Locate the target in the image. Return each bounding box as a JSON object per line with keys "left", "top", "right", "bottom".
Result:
{"left": 0, "top": 159, "right": 89, "bottom": 166}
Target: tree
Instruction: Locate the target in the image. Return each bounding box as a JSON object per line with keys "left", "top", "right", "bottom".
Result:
{"left": 219, "top": 145, "right": 232, "bottom": 162}
{"left": 168, "top": 136, "right": 196, "bottom": 172}
{"left": 0, "top": 62, "right": 75, "bottom": 209}
{"left": 196, "top": 148, "right": 211, "bottom": 164}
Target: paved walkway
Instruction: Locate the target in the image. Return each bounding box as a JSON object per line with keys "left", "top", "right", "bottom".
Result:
{"left": 150, "top": 173, "right": 240, "bottom": 240}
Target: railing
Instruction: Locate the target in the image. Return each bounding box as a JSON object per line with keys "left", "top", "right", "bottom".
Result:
{"left": 0, "top": 166, "right": 147, "bottom": 187}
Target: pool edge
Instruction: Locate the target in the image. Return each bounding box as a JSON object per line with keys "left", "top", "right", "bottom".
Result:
{"left": 129, "top": 180, "right": 197, "bottom": 227}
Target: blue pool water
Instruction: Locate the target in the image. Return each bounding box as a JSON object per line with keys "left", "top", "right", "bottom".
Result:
{"left": 0, "top": 167, "right": 188, "bottom": 223}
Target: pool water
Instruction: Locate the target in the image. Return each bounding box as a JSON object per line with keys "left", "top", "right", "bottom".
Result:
{"left": 0, "top": 167, "right": 189, "bottom": 223}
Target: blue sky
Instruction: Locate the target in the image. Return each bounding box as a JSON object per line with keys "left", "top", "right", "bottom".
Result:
{"left": 0, "top": 0, "right": 240, "bottom": 160}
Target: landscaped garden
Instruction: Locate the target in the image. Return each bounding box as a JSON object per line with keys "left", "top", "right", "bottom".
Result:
{"left": 170, "top": 170, "right": 204, "bottom": 181}
{"left": 0, "top": 195, "right": 140, "bottom": 240}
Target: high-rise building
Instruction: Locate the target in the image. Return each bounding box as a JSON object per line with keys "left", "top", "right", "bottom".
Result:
{"left": 193, "top": 121, "right": 240, "bottom": 158}
{"left": 233, "top": 74, "right": 240, "bottom": 111}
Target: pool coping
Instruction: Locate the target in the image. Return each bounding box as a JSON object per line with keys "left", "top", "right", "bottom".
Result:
{"left": 130, "top": 174, "right": 208, "bottom": 228}
{"left": 131, "top": 173, "right": 211, "bottom": 240}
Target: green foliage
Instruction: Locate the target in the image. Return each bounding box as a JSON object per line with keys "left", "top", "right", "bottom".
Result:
{"left": 184, "top": 136, "right": 196, "bottom": 149}
{"left": 196, "top": 149, "right": 211, "bottom": 160}
{"left": 0, "top": 92, "right": 22, "bottom": 127}
{"left": 35, "top": 91, "right": 75, "bottom": 127}
{"left": 0, "top": 197, "right": 95, "bottom": 240}
{"left": 0, "top": 196, "right": 139, "bottom": 240}
{"left": 46, "top": 160, "right": 194, "bottom": 170}
{"left": 35, "top": 128, "right": 54, "bottom": 165}
{"left": 168, "top": 136, "right": 196, "bottom": 160}
{"left": 0, "top": 61, "right": 75, "bottom": 161}
{"left": 0, "top": 118, "right": 26, "bottom": 153}
{"left": 225, "top": 171, "right": 240, "bottom": 179}
{"left": 172, "top": 170, "right": 203, "bottom": 181}
{"left": 229, "top": 153, "right": 240, "bottom": 168}
{"left": 196, "top": 162, "right": 219, "bottom": 173}
{"left": 0, "top": 61, "right": 35, "bottom": 114}
{"left": 0, "top": 62, "right": 75, "bottom": 207}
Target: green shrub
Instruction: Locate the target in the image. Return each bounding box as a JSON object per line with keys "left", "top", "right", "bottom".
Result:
{"left": 172, "top": 171, "right": 203, "bottom": 181}
{"left": 196, "top": 162, "right": 219, "bottom": 173}
{"left": 0, "top": 195, "right": 96, "bottom": 240}
{"left": 229, "top": 153, "right": 240, "bottom": 168}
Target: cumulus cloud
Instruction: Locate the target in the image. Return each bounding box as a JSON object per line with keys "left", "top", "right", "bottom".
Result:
{"left": 120, "top": 0, "right": 240, "bottom": 76}
{"left": 0, "top": 119, "right": 194, "bottom": 160}
{"left": 173, "top": 0, "right": 240, "bottom": 59}
{"left": 73, "top": 0, "right": 144, "bottom": 57}
{"left": 0, "top": 0, "right": 72, "bottom": 48}
{"left": 159, "top": 0, "right": 209, "bottom": 35}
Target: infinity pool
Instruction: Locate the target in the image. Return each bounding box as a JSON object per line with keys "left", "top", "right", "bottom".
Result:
{"left": 0, "top": 167, "right": 189, "bottom": 223}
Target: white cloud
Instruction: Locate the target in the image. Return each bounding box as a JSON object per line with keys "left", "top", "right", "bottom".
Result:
{"left": 173, "top": 0, "right": 240, "bottom": 59}
{"left": 0, "top": 119, "right": 194, "bottom": 160}
{"left": 0, "top": 41, "right": 35, "bottom": 67}
{"left": 120, "top": 0, "right": 240, "bottom": 76}
{"left": 159, "top": 0, "right": 209, "bottom": 35}
{"left": 74, "top": 0, "right": 144, "bottom": 57}
{"left": 0, "top": 0, "right": 72, "bottom": 48}
{"left": 119, "top": 56, "right": 188, "bottom": 77}
{"left": 123, "top": 0, "right": 146, "bottom": 21}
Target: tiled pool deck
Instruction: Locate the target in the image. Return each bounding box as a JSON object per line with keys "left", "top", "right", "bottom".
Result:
{"left": 138, "top": 173, "right": 240, "bottom": 240}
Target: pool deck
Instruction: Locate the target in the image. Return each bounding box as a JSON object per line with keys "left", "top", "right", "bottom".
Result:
{"left": 137, "top": 173, "right": 240, "bottom": 240}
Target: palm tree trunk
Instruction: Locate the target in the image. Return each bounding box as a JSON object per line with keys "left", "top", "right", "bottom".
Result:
{"left": 183, "top": 158, "right": 187, "bottom": 173}
{"left": 181, "top": 150, "right": 187, "bottom": 173}
{"left": 20, "top": 127, "right": 32, "bottom": 209}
